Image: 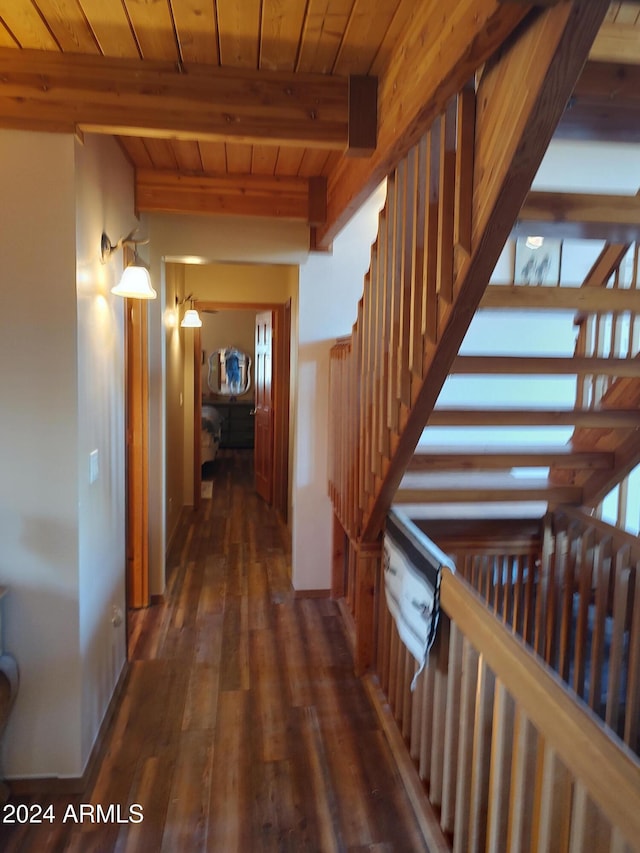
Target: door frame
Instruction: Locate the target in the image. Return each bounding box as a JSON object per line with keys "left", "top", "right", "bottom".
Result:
{"left": 195, "top": 299, "right": 291, "bottom": 522}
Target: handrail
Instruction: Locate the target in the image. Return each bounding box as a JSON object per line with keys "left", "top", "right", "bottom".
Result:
{"left": 441, "top": 569, "right": 640, "bottom": 845}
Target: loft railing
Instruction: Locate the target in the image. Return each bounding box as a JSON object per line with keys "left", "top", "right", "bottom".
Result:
{"left": 370, "top": 512, "right": 640, "bottom": 852}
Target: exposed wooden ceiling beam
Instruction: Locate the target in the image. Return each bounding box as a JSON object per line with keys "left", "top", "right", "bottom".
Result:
{"left": 513, "top": 191, "right": 640, "bottom": 241}
{"left": 315, "top": 0, "right": 531, "bottom": 248}
{"left": 589, "top": 21, "right": 640, "bottom": 64}
{"left": 480, "top": 284, "right": 640, "bottom": 311}
{"left": 0, "top": 47, "right": 375, "bottom": 152}
{"left": 361, "top": 0, "right": 611, "bottom": 540}
{"left": 452, "top": 355, "right": 640, "bottom": 376}
{"left": 557, "top": 61, "right": 640, "bottom": 143}
{"left": 135, "top": 169, "right": 326, "bottom": 223}
{"left": 409, "top": 446, "right": 613, "bottom": 471}
{"left": 429, "top": 408, "right": 640, "bottom": 427}
{"left": 580, "top": 430, "right": 640, "bottom": 505}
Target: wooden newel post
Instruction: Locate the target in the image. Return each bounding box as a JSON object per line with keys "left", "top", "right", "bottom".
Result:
{"left": 354, "top": 538, "right": 383, "bottom": 676}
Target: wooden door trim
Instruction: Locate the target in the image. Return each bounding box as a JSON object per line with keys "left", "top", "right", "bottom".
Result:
{"left": 193, "top": 326, "right": 202, "bottom": 509}
{"left": 125, "top": 289, "right": 150, "bottom": 614}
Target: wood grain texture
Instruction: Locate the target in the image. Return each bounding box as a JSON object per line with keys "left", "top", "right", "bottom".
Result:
{"left": 0, "top": 452, "right": 427, "bottom": 853}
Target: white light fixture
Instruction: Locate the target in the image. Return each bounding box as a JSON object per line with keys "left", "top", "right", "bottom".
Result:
{"left": 181, "top": 308, "right": 202, "bottom": 328}
{"left": 101, "top": 232, "right": 157, "bottom": 300}
{"left": 525, "top": 236, "right": 545, "bottom": 251}
{"left": 176, "top": 294, "right": 202, "bottom": 328}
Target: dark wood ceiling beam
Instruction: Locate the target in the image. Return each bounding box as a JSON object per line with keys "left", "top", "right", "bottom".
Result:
{"left": 316, "top": 0, "right": 531, "bottom": 249}
{"left": 513, "top": 191, "right": 640, "bottom": 241}
{"left": 429, "top": 408, "right": 640, "bottom": 428}
{"left": 409, "top": 447, "right": 614, "bottom": 472}
{"left": 452, "top": 355, "right": 640, "bottom": 377}
{"left": 0, "top": 47, "right": 375, "bottom": 152}
{"left": 480, "top": 284, "right": 640, "bottom": 312}
{"left": 557, "top": 61, "right": 640, "bottom": 143}
{"left": 135, "top": 169, "right": 326, "bottom": 224}
{"left": 361, "top": 0, "right": 610, "bottom": 541}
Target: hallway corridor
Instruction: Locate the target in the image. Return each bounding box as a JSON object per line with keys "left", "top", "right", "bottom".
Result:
{"left": 1, "top": 452, "right": 426, "bottom": 852}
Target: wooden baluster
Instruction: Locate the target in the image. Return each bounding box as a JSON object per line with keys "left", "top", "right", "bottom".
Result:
{"left": 605, "top": 549, "right": 630, "bottom": 736}
{"left": 424, "top": 123, "right": 440, "bottom": 346}
{"left": 569, "top": 783, "right": 611, "bottom": 852}
{"left": 437, "top": 98, "right": 457, "bottom": 306}
{"left": 454, "top": 83, "right": 476, "bottom": 283}
{"left": 410, "top": 666, "right": 425, "bottom": 764}
{"left": 506, "top": 709, "right": 538, "bottom": 852}
{"left": 378, "top": 178, "right": 394, "bottom": 469}
{"left": 544, "top": 534, "right": 563, "bottom": 670}
{"left": 398, "top": 146, "right": 416, "bottom": 409}
{"left": 402, "top": 645, "right": 414, "bottom": 740}
{"left": 468, "top": 657, "right": 495, "bottom": 853}
{"left": 535, "top": 744, "right": 572, "bottom": 853}
{"left": 351, "top": 313, "right": 362, "bottom": 533}
{"left": 364, "top": 250, "right": 377, "bottom": 504}
{"left": 453, "top": 638, "right": 479, "bottom": 853}
{"left": 573, "top": 529, "right": 595, "bottom": 701}
{"left": 512, "top": 554, "right": 524, "bottom": 637}
{"left": 502, "top": 554, "right": 513, "bottom": 626}
{"left": 429, "top": 615, "right": 450, "bottom": 811}
{"left": 419, "top": 658, "right": 436, "bottom": 783}
{"left": 388, "top": 158, "right": 405, "bottom": 435}
{"left": 410, "top": 134, "right": 428, "bottom": 385}
{"left": 388, "top": 622, "right": 399, "bottom": 713}
{"left": 441, "top": 621, "right": 463, "bottom": 836}
{"left": 371, "top": 204, "right": 387, "bottom": 482}
{"left": 354, "top": 540, "right": 381, "bottom": 675}
{"left": 589, "top": 538, "right": 612, "bottom": 716}
{"left": 358, "top": 285, "right": 369, "bottom": 513}
{"left": 624, "top": 560, "right": 640, "bottom": 752}
{"left": 486, "top": 682, "right": 515, "bottom": 853}
{"left": 558, "top": 529, "right": 578, "bottom": 683}
{"left": 523, "top": 550, "right": 537, "bottom": 647}
{"left": 534, "top": 515, "right": 554, "bottom": 657}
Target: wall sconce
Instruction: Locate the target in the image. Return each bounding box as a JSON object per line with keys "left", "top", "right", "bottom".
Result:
{"left": 101, "top": 231, "right": 157, "bottom": 300}
{"left": 175, "top": 294, "right": 202, "bottom": 328}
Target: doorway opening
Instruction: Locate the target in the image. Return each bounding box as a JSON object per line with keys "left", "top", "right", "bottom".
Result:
{"left": 193, "top": 300, "right": 291, "bottom": 524}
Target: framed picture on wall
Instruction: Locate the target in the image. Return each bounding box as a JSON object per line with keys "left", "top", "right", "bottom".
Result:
{"left": 514, "top": 238, "right": 562, "bottom": 286}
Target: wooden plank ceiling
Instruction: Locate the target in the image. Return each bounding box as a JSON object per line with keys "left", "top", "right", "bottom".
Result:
{"left": 1, "top": 1, "right": 639, "bottom": 245}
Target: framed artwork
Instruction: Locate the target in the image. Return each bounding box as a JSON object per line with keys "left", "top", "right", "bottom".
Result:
{"left": 514, "top": 238, "right": 562, "bottom": 286}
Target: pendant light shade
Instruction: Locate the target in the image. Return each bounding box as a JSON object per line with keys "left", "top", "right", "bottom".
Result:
{"left": 181, "top": 308, "right": 203, "bottom": 328}
{"left": 111, "top": 264, "right": 157, "bottom": 299}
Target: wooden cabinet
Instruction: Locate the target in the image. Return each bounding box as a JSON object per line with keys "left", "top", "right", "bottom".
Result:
{"left": 211, "top": 402, "right": 255, "bottom": 449}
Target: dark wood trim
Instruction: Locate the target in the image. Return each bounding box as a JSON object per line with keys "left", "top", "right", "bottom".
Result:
{"left": 8, "top": 662, "right": 130, "bottom": 796}
{"left": 293, "top": 589, "right": 331, "bottom": 599}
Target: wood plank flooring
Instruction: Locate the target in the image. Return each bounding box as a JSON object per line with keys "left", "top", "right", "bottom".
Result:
{"left": 0, "top": 452, "right": 427, "bottom": 852}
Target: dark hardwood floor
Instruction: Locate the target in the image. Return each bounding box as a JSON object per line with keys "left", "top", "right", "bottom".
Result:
{"left": 1, "top": 451, "right": 427, "bottom": 852}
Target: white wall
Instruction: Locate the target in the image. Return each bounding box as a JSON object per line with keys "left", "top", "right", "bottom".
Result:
{"left": 0, "top": 132, "right": 81, "bottom": 777}
{"left": 74, "top": 134, "right": 137, "bottom": 769}
{"left": 293, "top": 184, "right": 386, "bottom": 590}
{"left": 0, "top": 130, "right": 135, "bottom": 779}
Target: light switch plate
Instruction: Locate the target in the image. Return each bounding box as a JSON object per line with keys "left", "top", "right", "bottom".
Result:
{"left": 89, "top": 449, "right": 99, "bottom": 484}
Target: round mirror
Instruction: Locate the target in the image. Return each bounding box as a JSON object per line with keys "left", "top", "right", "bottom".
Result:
{"left": 207, "top": 347, "right": 252, "bottom": 397}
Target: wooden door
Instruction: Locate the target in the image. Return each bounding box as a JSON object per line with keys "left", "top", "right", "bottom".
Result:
{"left": 126, "top": 297, "right": 149, "bottom": 610}
{"left": 254, "top": 310, "right": 274, "bottom": 504}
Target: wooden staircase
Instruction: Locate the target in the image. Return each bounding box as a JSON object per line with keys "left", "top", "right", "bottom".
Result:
{"left": 329, "top": 0, "right": 617, "bottom": 672}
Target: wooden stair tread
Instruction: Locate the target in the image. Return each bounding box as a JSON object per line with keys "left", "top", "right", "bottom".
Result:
{"left": 396, "top": 470, "right": 582, "bottom": 504}
{"left": 410, "top": 445, "right": 613, "bottom": 471}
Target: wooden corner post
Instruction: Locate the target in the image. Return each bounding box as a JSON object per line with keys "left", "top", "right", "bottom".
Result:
{"left": 354, "top": 538, "right": 383, "bottom": 676}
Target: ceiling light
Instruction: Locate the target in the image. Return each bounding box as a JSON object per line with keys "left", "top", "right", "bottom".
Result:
{"left": 525, "top": 236, "right": 544, "bottom": 251}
